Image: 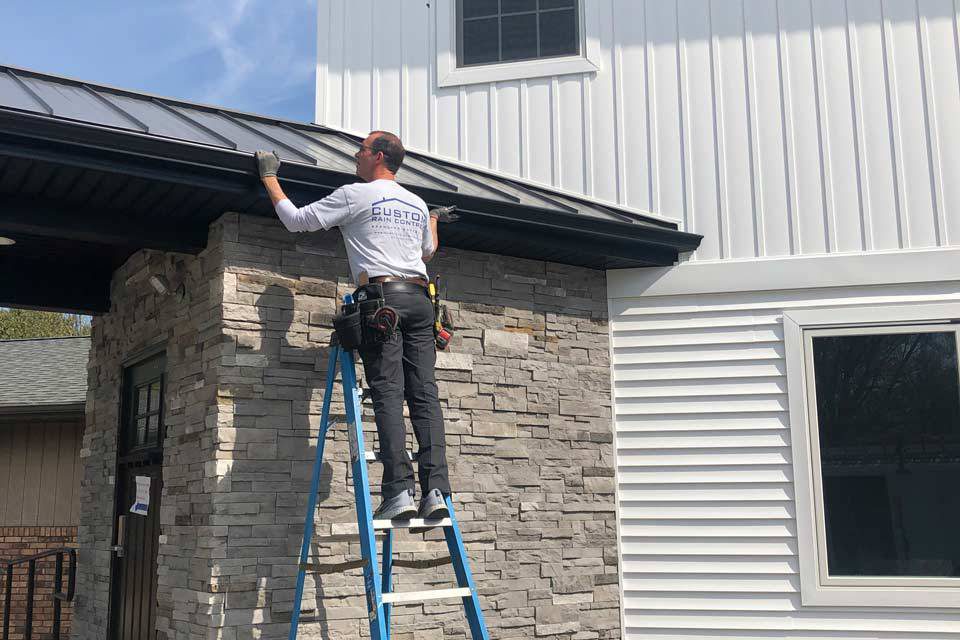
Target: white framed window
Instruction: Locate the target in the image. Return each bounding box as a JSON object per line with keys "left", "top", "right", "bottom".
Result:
{"left": 784, "top": 302, "right": 960, "bottom": 608}
{"left": 436, "top": 0, "right": 600, "bottom": 87}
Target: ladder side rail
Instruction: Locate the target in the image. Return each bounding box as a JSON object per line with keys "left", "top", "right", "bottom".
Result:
{"left": 442, "top": 497, "right": 491, "bottom": 640}
{"left": 381, "top": 531, "right": 394, "bottom": 640}
{"left": 341, "top": 348, "right": 390, "bottom": 639}
{"left": 288, "top": 345, "right": 340, "bottom": 640}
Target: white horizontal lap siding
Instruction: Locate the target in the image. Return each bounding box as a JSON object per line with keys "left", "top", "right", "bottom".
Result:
{"left": 317, "top": 0, "right": 960, "bottom": 260}
{"left": 609, "top": 283, "right": 960, "bottom": 639}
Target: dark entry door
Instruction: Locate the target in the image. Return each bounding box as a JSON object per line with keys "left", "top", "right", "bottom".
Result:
{"left": 110, "top": 353, "right": 165, "bottom": 640}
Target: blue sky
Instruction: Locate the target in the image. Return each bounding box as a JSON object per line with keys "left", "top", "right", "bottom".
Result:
{"left": 0, "top": 0, "right": 317, "bottom": 122}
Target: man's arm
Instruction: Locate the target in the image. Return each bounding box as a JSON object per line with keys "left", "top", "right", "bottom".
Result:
{"left": 255, "top": 150, "right": 351, "bottom": 233}
{"left": 262, "top": 175, "right": 288, "bottom": 207}
{"left": 256, "top": 151, "right": 287, "bottom": 204}
{"left": 423, "top": 205, "right": 457, "bottom": 262}
{"left": 424, "top": 213, "right": 439, "bottom": 262}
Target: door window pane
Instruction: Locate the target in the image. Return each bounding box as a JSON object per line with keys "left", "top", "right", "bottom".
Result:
{"left": 811, "top": 331, "right": 960, "bottom": 577}
{"left": 149, "top": 381, "right": 161, "bottom": 412}
{"left": 137, "top": 386, "right": 149, "bottom": 416}
{"left": 136, "top": 417, "right": 147, "bottom": 447}
{"left": 148, "top": 414, "right": 160, "bottom": 445}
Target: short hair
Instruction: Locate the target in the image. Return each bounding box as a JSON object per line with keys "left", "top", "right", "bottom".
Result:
{"left": 369, "top": 131, "right": 405, "bottom": 173}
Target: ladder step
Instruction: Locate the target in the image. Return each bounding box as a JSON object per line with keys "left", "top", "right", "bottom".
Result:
{"left": 381, "top": 587, "right": 472, "bottom": 605}
{"left": 322, "top": 519, "right": 451, "bottom": 540}
{"left": 374, "top": 518, "right": 451, "bottom": 530}
{"left": 365, "top": 450, "right": 418, "bottom": 462}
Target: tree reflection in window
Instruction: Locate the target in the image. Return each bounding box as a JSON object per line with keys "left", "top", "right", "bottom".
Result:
{"left": 812, "top": 331, "right": 960, "bottom": 577}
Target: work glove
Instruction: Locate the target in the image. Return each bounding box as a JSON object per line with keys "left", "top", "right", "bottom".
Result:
{"left": 255, "top": 150, "right": 280, "bottom": 178}
{"left": 429, "top": 205, "right": 459, "bottom": 223}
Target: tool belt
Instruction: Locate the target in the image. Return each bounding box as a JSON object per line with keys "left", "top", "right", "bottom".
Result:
{"left": 332, "top": 283, "right": 400, "bottom": 350}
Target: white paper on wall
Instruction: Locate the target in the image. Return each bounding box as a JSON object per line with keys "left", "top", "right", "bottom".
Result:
{"left": 130, "top": 475, "right": 151, "bottom": 516}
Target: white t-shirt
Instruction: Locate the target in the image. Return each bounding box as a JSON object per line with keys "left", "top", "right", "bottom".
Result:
{"left": 274, "top": 179, "right": 433, "bottom": 283}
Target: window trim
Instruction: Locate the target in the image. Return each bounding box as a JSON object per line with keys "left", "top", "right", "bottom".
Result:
{"left": 437, "top": 0, "right": 600, "bottom": 87}
{"left": 784, "top": 301, "right": 960, "bottom": 608}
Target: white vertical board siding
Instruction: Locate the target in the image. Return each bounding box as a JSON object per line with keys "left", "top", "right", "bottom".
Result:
{"left": 317, "top": 0, "right": 960, "bottom": 261}
{"left": 609, "top": 282, "right": 960, "bottom": 638}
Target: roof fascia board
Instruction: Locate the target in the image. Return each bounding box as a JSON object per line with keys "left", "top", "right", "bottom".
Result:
{"left": 0, "top": 403, "right": 85, "bottom": 419}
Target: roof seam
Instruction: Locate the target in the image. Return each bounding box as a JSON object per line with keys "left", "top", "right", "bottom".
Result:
{"left": 218, "top": 111, "right": 316, "bottom": 164}
{"left": 151, "top": 99, "right": 238, "bottom": 150}
{"left": 5, "top": 69, "right": 53, "bottom": 115}
{"left": 81, "top": 85, "right": 150, "bottom": 133}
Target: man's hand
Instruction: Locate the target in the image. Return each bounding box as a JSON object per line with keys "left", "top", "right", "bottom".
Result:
{"left": 429, "top": 205, "right": 459, "bottom": 223}
{"left": 255, "top": 150, "right": 280, "bottom": 179}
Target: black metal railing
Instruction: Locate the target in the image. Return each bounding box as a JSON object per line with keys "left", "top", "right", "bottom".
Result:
{"left": 1, "top": 548, "right": 76, "bottom": 640}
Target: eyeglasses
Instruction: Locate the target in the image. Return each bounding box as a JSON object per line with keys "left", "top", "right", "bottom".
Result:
{"left": 356, "top": 144, "right": 377, "bottom": 156}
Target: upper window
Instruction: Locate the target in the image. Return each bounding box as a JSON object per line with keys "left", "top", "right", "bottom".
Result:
{"left": 457, "top": 0, "right": 580, "bottom": 67}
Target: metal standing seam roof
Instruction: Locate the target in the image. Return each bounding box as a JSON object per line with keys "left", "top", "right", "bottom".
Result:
{"left": 0, "top": 337, "right": 89, "bottom": 412}
{"left": 0, "top": 64, "right": 702, "bottom": 312}
{"left": 0, "top": 63, "right": 690, "bottom": 226}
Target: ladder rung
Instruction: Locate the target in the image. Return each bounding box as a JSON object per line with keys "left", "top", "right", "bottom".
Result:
{"left": 393, "top": 556, "right": 452, "bottom": 569}
{"left": 364, "top": 450, "right": 418, "bottom": 462}
{"left": 321, "top": 518, "right": 451, "bottom": 540}
{"left": 373, "top": 518, "right": 451, "bottom": 530}
{"left": 381, "top": 587, "right": 472, "bottom": 605}
{"left": 300, "top": 559, "right": 366, "bottom": 575}
{"left": 301, "top": 556, "right": 452, "bottom": 576}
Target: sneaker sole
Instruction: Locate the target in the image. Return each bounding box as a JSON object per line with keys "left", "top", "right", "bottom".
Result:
{"left": 418, "top": 504, "right": 449, "bottom": 520}
{"left": 408, "top": 504, "right": 449, "bottom": 534}
{"left": 375, "top": 506, "right": 418, "bottom": 521}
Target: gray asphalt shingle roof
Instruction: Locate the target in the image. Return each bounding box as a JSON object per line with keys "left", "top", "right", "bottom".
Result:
{"left": 0, "top": 337, "right": 89, "bottom": 410}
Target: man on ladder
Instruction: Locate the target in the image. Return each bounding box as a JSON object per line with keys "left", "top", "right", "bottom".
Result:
{"left": 255, "top": 132, "right": 450, "bottom": 520}
{"left": 255, "top": 135, "right": 487, "bottom": 640}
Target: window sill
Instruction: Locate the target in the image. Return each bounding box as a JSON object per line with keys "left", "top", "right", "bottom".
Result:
{"left": 438, "top": 55, "right": 598, "bottom": 87}
{"left": 800, "top": 581, "right": 960, "bottom": 608}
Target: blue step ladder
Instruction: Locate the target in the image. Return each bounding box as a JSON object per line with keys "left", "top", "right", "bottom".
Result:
{"left": 288, "top": 299, "right": 490, "bottom": 640}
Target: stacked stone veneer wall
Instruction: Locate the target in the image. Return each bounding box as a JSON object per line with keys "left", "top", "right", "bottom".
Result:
{"left": 207, "top": 213, "right": 619, "bottom": 639}
{"left": 73, "top": 225, "right": 225, "bottom": 639}
{"left": 74, "top": 211, "right": 620, "bottom": 640}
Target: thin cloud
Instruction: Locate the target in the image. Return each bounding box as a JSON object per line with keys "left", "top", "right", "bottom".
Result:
{"left": 177, "top": 0, "right": 315, "bottom": 113}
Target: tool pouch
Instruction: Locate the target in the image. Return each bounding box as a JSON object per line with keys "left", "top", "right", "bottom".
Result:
{"left": 334, "top": 284, "right": 399, "bottom": 350}
{"left": 332, "top": 305, "right": 363, "bottom": 350}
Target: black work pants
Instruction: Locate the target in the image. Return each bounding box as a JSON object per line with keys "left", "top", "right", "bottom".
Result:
{"left": 357, "top": 285, "right": 451, "bottom": 499}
